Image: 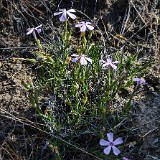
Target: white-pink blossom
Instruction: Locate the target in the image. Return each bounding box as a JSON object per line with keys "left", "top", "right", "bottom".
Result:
{"left": 71, "top": 54, "right": 92, "bottom": 65}
{"left": 75, "top": 21, "right": 94, "bottom": 32}
{"left": 100, "top": 58, "right": 119, "bottom": 70}
{"left": 54, "top": 9, "right": 76, "bottom": 22}
{"left": 133, "top": 78, "right": 146, "bottom": 85}
{"left": 133, "top": 77, "right": 146, "bottom": 89}
{"left": 26, "top": 24, "right": 42, "bottom": 39}
{"left": 100, "top": 133, "right": 123, "bottom": 155}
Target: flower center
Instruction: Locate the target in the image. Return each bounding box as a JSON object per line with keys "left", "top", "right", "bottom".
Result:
{"left": 109, "top": 142, "right": 113, "bottom": 146}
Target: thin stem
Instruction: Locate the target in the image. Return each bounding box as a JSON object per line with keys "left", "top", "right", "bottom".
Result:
{"left": 35, "top": 38, "right": 43, "bottom": 51}
{"left": 108, "top": 66, "right": 111, "bottom": 86}
{"left": 64, "top": 21, "right": 68, "bottom": 41}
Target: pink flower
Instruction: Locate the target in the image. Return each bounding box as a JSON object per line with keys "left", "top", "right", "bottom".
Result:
{"left": 100, "top": 133, "right": 123, "bottom": 155}
{"left": 133, "top": 77, "right": 146, "bottom": 89}
{"left": 75, "top": 21, "right": 94, "bottom": 32}
{"left": 26, "top": 24, "right": 42, "bottom": 39}
{"left": 54, "top": 9, "right": 76, "bottom": 22}
{"left": 133, "top": 78, "right": 146, "bottom": 85}
{"left": 100, "top": 58, "right": 119, "bottom": 70}
{"left": 71, "top": 54, "right": 92, "bottom": 65}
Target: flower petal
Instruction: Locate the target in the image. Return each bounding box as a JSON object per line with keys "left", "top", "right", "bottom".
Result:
{"left": 80, "top": 56, "right": 87, "bottom": 65}
{"left": 67, "top": 9, "right": 76, "bottom": 13}
{"left": 35, "top": 24, "right": 42, "bottom": 29}
{"left": 75, "top": 22, "right": 84, "bottom": 27}
{"left": 100, "top": 59, "right": 105, "bottom": 64}
{"left": 54, "top": 11, "right": 63, "bottom": 16}
{"left": 140, "top": 79, "right": 146, "bottom": 84}
{"left": 72, "top": 57, "right": 79, "bottom": 63}
{"left": 75, "top": 24, "right": 82, "bottom": 28}
{"left": 113, "top": 137, "right": 123, "bottom": 145}
{"left": 59, "top": 9, "right": 65, "bottom": 12}
{"left": 59, "top": 12, "right": 67, "bottom": 22}
{"left": 106, "top": 62, "right": 111, "bottom": 66}
{"left": 36, "top": 28, "right": 42, "bottom": 33}
{"left": 112, "top": 146, "right": 121, "bottom": 155}
{"left": 86, "top": 22, "right": 92, "bottom": 25}
{"left": 71, "top": 54, "right": 79, "bottom": 57}
{"left": 102, "top": 63, "right": 108, "bottom": 68}
{"left": 113, "top": 61, "right": 119, "bottom": 64}
{"left": 86, "top": 24, "right": 94, "bottom": 31}
{"left": 110, "top": 63, "right": 117, "bottom": 70}
{"left": 133, "top": 78, "right": 140, "bottom": 82}
{"left": 104, "top": 146, "right": 111, "bottom": 155}
{"left": 67, "top": 11, "right": 76, "bottom": 19}
{"left": 107, "top": 59, "right": 112, "bottom": 63}
{"left": 85, "top": 57, "right": 92, "bottom": 64}
{"left": 26, "top": 28, "right": 34, "bottom": 35}
{"left": 80, "top": 25, "right": 87, "bottom": 32}
{"left": 107, "top": 133, "right": 114, "bottom": 143}
{"left": 99, "top": 139, "right": 109, "bottom": 146}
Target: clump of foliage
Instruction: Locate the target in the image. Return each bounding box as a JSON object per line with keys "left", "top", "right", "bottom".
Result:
{"left": 23, "top": 8, "right": 148, "bottom": 160}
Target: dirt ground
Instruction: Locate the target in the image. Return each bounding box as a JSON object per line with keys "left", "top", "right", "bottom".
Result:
{"left": 0, "top": 0, "right": 160, "bottom": 159}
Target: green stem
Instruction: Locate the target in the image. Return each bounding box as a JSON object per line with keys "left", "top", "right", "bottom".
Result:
{"left": 64, "top": 21, "right": 68, "bottom": 41}
{"left": 35, "top": 38, "right": 43, "bottom": 51}
{"left": 82, "top": 34, "right": 87, "bottom": 51}
{"left": 108, "top": 67, "right": 111, "bottom": 86}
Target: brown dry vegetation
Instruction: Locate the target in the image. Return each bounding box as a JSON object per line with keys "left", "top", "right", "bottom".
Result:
{"left": 0, "top": 0, "right": 160, "bottom": 159}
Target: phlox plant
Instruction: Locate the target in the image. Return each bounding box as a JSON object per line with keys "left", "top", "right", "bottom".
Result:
{"left": 100, "top": 133, "right": 123, "bottom": 156}
{"left": 23, "top": 8, "right": 149, "bottom": 160}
